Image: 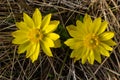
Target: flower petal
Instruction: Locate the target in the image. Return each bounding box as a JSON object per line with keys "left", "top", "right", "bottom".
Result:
{"left": 47, "top": 33, "right": 60, "bottom": 41}
{"left": 45, "top": 20, "right": 60, "bottom": 33}
{"left": 99, "top": 32, "right": 114, "bottom": 41}
{"left": 23, "top": 13, "right": 34, "bottom": 28}
{"left": 100, "top": 42, "right": 113, "bottom": 51}
{"left": 26, "top": 43, "right": 37, "bottom": 58}
{"left": 12, "top": 30, "right": 27, "bottom": 37}
{"left": 41, "top": 41, "right": 53, "bottom": 56}
{"left": 70, "top": 49, "right": 79, "bottom": 58}
{"left": 81, "top": 48, "right": 89, "bottom": 64}
{"left": 64, "top": 38, "right": 83, "bottom": 49}
{"left": 83, "top": 14, "right": 92, "bottom": 24}
{"left": 99, "top": 45, "right": 110, "bottom": 57}
{"left": 12, "top": 31, "right": 29, "bottom": 44}
{"left": 66, "top": 25, "right": 84, "bottom": 38}
{"left": 97, "top": 21, "right": 108, "bottom": 35}
{"left": 93, "top": 17, "right": 101, "bottom": 33}
{"left": 76, "top": 20, "right": 83, "bottom": 27}
{"left": 76, "top": 20, "right": 88, "bottom": 35}
{"left": 102, "top": 40, "right": 116, "bottom": 46}
{"left": 41, "top": 14, "right": 51, "bottom": 31}
{"left": 30, "top": 42, "right": 40, "bottom": 63}
{"left": 71, "top": 47, "right": 83, "bottom": 62}
{"left": 18, "top": 41, "right": 30, "bottom": 54}
{"left": 32, "top": 8, "right": 42, "bottom": 29}
{"left": 42, "top": 37, "right": 54, "bottom": 47}
{"left": 66, "top": 25, "right": 77, "bottom": 32}
{"left": 54, "top": 39, "right": 61, "bottom": 48}
{"left": 12, "top": 30, "right": 28, "bottom": 44}
{"left": 16, "top": 22, "right": 30, "bottom": 30}
{"left": 88, "top": 50, "right": 94, "bottom": 64}
{"left": 94, "top": 49, "right": 101, "bottom": 63}
{"left": 83, "top": 14, "right": 93, "bottom": 33}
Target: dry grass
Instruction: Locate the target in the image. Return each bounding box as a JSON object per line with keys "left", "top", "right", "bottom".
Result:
{"left": 0, "top": 0, "right": 120, "bottom": 80}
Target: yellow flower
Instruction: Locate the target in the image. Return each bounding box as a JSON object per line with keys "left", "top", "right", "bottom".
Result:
{"left": 12, "top": 8, "right": 60, "bottom": 63}
{"left": 64, "top": 14, "right": 116, "bottom": 64}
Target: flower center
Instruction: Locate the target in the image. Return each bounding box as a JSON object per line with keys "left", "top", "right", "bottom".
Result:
{"left": 28, "top": 29, "right": 43, "bottom": 42}
{"left": 84, "top": 34, "right": 99, "bottom": 49}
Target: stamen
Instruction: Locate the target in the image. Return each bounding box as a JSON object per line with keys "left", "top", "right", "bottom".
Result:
{"left": 28, "top": 29, "right": 43, "bottom": 42}
{"left": 84, "top": 34, "right": 99, "bottom": 49}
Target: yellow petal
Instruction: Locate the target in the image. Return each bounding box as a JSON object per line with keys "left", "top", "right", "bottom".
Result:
{"left": 41, "top": 14, "right": 51, "bottom": 31}
{"left": 99, "top": 45, "right": 110, "bottom": 57}
{"left": 30, "top": 42, "right": 40, "bottom": 63}
{"left": 23, "top": 13, "right": 34, "bottom": 28}
{"left": 54, "top": 39, "right": 61, "bottom": 48}
{"left": 76, "top": 20, "right": 83, "bottom": 27}
{"left": 12, "top": 30, "right": 28, "bottom": 44}
{"left": 45, "top": 20, "right": 60, "bottom": 33}
{"left": 76, "top": 20, "right": 88, "bottom": 35}
{"left": 41, "top": 41, "right": 53, "bottom": 56}
{"left": 18, "top": 41, "right": 30, "bottom": 54}
{"left": 94, "top": 49, "right": 101, "bottom": 63}
{"left": 64, "top": 38, "right": 83, "bottom": 49}
{"left": 83, "top": 14, "right": 92, "bottom": 24}
{"left": 12, "top": 34, "right": 29, "bottom": 44}
{"left": 66, "top": 25, "right": 77, "bottom": 31}
{"left": 72, "top": 49, "right": 82, "bottom": 63}
{"left": 99, "top": 32, "right": 114, "bottom": 41}
{"left": 83, "top": 14, "right": 93, "bottom": 33}
{"left": 47, "top": 33, "right": 60, "bottom": 41}
{"left": 26, "top": 43, "right": 37, "bottom": 58}
{"left": 71, "top": 48, "right": 83, "bottom": 62}
{"left": 103, "top": 40, "right": 116, "bottom": 46}
{"left": 88, "top": 50, "right": 94, "bottom": 64}
{"left": 97, "top": 21, "right": 108, "bottom": 35}
{"left": 66, "top": 25, "right": 77, "bottom": 37}
{"left": 70, "top": 49, "right": 79, "bottom": 58}
{"left": 100, "top": 42, "right": 113, "bottom": 51}
{"left": 81, "top": 48, "right": 89, "bottom": 64}
{"left": 32, "top": 8, "right": 42, "bottom": 29}
{"left": 12, "top": 30, "right": 27, "bottom": 37}
{"left": 66, "top": 25, "right": 84, "bottom": 38}
{"left": 93, "top": 17, "right": 101, "bottom": 33}
{"left": 16, "top": 22, "right": 30, "bottom": 30}
{"left": 42, "top": 37, "right": 54, "bottom": 47}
